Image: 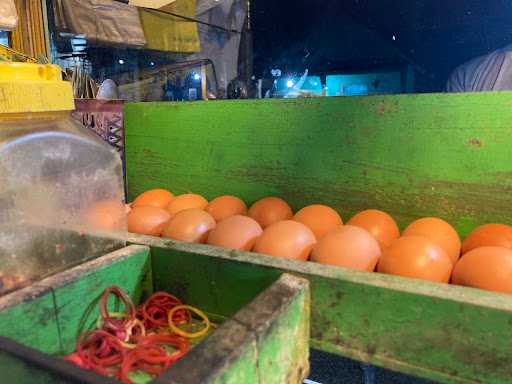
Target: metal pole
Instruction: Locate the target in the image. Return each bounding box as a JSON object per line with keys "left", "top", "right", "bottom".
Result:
{"left": 247, "top": 0, "right": 251, "bottom": 31}
{"left": 201, "top": 63, "right": 207, "bottom": 100}
{"left": 361, "top": 364, "right": 376, "bottom": 384}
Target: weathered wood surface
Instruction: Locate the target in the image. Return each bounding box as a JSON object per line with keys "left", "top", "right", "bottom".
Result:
{"left": 0, "top": 243, "right": 310, "bottom": 384}
{"left": 0, "top": 245, "right": 151, "bottom": 355}
{"left": 125, "top": 94, "right": 512, "bottom": 238}
{"left": 156, "top": 274, "right": 310, "bottom": 384}
{"left": 127, "top": 234, "right": 512, "bottom": 384}
{"left": 124, "top": 94, "right": 512, "bottom": 382}
{"left": 0, "top": 337, "right": 114, "bottom": 384}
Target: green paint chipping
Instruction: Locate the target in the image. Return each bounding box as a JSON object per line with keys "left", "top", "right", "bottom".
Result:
{"left": 157, "top": 273, "right": 310, "bottom": 384}
{"left": 127, "top": 235, "right": 512, "bottom": 384}
{"left": 124, "top": 95, "right": 512, "bottom": 382}
{"left": 125, "top": 94, "right": 512, "bottom": 238}
{"left": 0, "top": 292, "right": 59, "bottom": 354}
{"left": 53, "top": 247, "right": 152, "bottom": 355}
{"left": 0, "top": 244, "right": 310, "bottom": 384}
{"left": 250, "top": 286, "right": 310, "bottom": 383}
{"left": 151, "top": 246, "right": 280, "bottom": 318}
{"left": 212, "top": 337, "right": 259, "bottom": 384}
{"left": 0, "top": 245, "right": 151, "bottom": 356}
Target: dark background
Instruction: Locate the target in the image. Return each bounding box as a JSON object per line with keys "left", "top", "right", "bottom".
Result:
{"left": 251, "top": 0, "right": 512, "bottom": 92}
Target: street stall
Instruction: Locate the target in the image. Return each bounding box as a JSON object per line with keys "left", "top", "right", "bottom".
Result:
{"left": 0, "top": 60, "right": 309, "bottom": 383}
{"left": 2, "top": 1, "right": 512, "bottom": 384}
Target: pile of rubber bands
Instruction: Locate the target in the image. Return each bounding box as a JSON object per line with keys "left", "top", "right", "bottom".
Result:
{"left": 64, "top": 286, "right": 211, "bottom": 384}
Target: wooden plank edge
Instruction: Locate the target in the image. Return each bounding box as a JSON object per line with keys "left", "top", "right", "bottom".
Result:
{"left": 0, "top": 336, "right": 117, "bottom": 383}
{"left": 122, "top": 234, "right": 512, "bottom": 312}
{"left": 0, "top": 245, "right": 150, "bottom": 312}
{"left": 155, "top": 273, "right": 310, "bottom": 384}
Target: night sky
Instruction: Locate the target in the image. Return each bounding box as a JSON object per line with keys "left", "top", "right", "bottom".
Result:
{"left": 251, "top": 0, "right": 512, "bottom": 92}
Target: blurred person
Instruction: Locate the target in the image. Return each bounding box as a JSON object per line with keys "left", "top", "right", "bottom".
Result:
{"left": 447, "top": 44, "right": 512, "bottom": 92}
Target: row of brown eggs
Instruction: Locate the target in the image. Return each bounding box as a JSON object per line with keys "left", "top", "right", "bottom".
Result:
{"left": 127, "top": 189, "right": 512, "bottom": 294}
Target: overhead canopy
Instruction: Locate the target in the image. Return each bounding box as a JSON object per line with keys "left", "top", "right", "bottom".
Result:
{"left": 139, "top": 0, "right": 200, "bottom": 52}
{"left": 53, "top": 0, "right": 146, "bottom": 47}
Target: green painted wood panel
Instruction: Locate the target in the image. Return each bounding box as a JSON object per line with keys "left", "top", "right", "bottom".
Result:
{"left": 52, "top": 246, "right": 152, "bottom": 355}
{"left": 0, "top": 242, "right": 310, "bottom": 384}
{"left": 231, "top": 274, "right": 310, "bottom": 383}
{"left": 0, "top": 288, "right": 59, "bottom": 354}
{"left": 151, "top": 246, "right": 278, "bottom": 318}
{"left": 126, "top": 235, "right": 512, "bottom": 384}
{"left": 125, "top": 94, "right": 512, "bottom": 237}
{"left": 0, "top": 245, "right": 151, "bottom": 355}
{"left": 157, "top": 274, "right": 310, "bottom": 384}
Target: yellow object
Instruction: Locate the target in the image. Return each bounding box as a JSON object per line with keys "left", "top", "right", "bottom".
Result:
{"left": 168, "top": 305, "right": 211, "bottom": 338}
{"left": 0, "top": 62, "right": 74, "bottom": 115}
{"left": 139, "top": 0, "right": 200, "bottom": 53}
{"left": 0, "top": 45, "right": 36, "bottom": 63}
{"left": 129, "top": 0, "right": 177, "bottom": 8}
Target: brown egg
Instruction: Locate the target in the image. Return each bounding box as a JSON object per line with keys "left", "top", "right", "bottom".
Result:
{"left": 248, "top": 197, "right": 293, "bottom": 229}
{"left": 293, "top": 204, "right": 343, "bottom": 240}
{"left": 207, "top": 215, "right": 263, "bottom": 251}
{"left": 403, "top": 217, "right": 461, "bottom": 266}
{"left": 166, "top": 194, "right": 209, "bottom": 218}
{"left": 132, "top": 189, "right": 174, "bottom": 209}
{"left": 347, "top": 209, "right": 400, "bottom": 250}
{"left": 311, "top": 225, "right": 381, "bottom": 272}
{"left": 253, "top": 220, "right": 316, "bottom": 261}
{"left": 128, "top": 206, "right": 171, "bottom": 236}
{"left": 206, "top": 195, "right": 248, "bottom": 222}
{"left": 452, "top": 246, "right": 512, "bottom": 293}
{"left": 84, "top": 199, "right": 127, "bottom": 231}
{"left": 162, "top": 209, "right": 216, "bottom": 243}
{"left": 462, "top": 224, "right": 512, "bottom": 254}
{"left": 378, "top": 236, "right": 453, "bottom": 283}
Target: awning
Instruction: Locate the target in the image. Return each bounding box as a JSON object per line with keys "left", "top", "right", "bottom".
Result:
{"left": 52, "top": 0, "right": 146, "bottom": 47}
{"left": 138, "top": 0, "right": 200, "bottom": 53}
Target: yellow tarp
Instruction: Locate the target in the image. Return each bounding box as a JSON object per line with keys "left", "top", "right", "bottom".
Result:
{"left": 129, "top": 0, "right": 177, "bottom": 8}
{"left": 139, "top": 0, "right": 200, "bottom": 53}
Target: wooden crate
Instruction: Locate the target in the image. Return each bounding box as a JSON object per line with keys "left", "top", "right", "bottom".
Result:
{"left": 0, "top": 243, "right": 310, "bottom": 383}
{"left": 124, "top": 93, "right": 512, "bottom": 384}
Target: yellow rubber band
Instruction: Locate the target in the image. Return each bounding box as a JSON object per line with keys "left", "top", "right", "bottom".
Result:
{"left": 125, "top": 318, "right": 146, "bottom": 342}
{"left": 96, "top": 311, "right": 128, "bottom": 329}
{"left": 168, "top": 305, "right": 210, "bottom": 339}
{"left": 96, "top": 312, "right": 146, "bottom": 343}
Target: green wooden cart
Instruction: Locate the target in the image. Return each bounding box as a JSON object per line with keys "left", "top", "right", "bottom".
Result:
{"left": 1, "top": 92, "right": 512, "bottom": 383}
{"left": 123, "top": 93, "right": 512, "bottom": 384}
{"left": 0, "top": 240, "right": 310, "bottom": 383}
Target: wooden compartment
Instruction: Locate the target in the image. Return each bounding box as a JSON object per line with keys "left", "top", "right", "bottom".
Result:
{"left": 0, "top": 243, "right": 310, "bottom": 383}
{"left": 124, "top": 93, "right": 512, "bottom": 384}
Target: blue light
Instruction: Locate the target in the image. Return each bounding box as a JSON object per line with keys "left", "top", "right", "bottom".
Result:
{"left": 118, "top": 59, "right": 125, "bottom": 65}
{"left": 193, "top": 73, "right": 201, "bottom": 81}
{"left": 286, "top": 80, "right": 294, "bottom": 88}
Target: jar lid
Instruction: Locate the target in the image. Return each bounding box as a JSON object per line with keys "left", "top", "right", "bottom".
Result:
{"left": 0, "top": 62, "right": 74, "bottom": 114}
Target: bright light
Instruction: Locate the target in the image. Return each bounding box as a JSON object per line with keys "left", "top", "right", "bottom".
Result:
{"left": 118, "top": 59, "right": 125, "bottom": 65}
{"left": 392, "top": 35, "right": 396, "bottom": 41}
{"left": 193, "top": 73, "right": 201, "bottom": 80}
{"left": 150, "top": 61, "right": 155, "bottom": 66}
{"left": 286, "top": 80, "right": 294, "bottom": 88}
